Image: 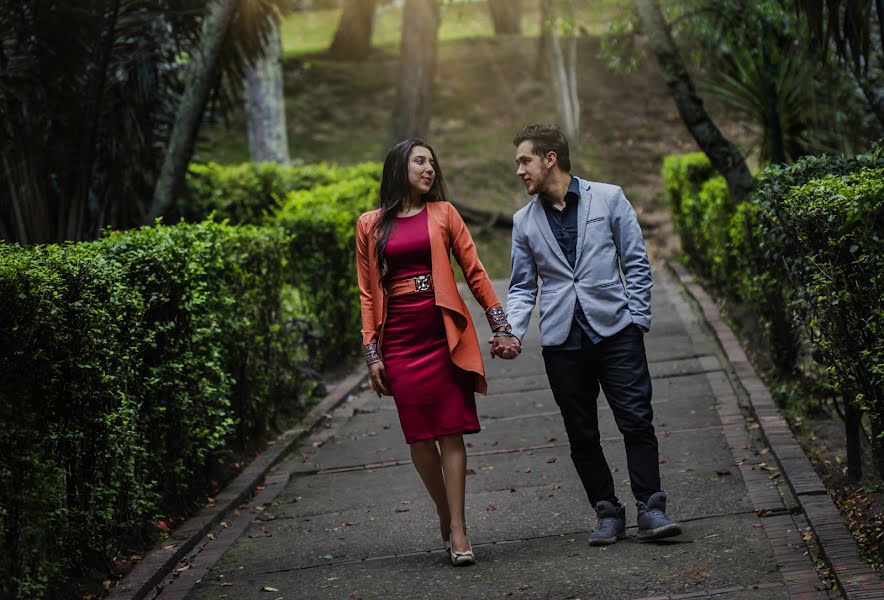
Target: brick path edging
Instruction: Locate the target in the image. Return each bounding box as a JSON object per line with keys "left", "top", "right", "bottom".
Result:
{"left": 668, "top": 261, "right": 884, "bottom": 600}
{"left": 106, "top": 369, "right": 368, "bottom": 600}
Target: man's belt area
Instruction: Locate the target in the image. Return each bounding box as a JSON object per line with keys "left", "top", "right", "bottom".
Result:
{"left": 385, "top": 273, "right": 433, "bottom": 296}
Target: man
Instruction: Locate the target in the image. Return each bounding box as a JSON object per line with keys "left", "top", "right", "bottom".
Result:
{"left": 492, "top": 124, "right": 681, "bottom": 545}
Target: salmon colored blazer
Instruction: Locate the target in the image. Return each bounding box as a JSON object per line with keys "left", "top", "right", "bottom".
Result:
{"left": 355, "top": 201, "right": 503, "bottom": 394}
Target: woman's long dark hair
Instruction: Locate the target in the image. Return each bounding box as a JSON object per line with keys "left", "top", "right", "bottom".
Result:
{"left": 372, "top": 138, "right": 448, "bottom": 282}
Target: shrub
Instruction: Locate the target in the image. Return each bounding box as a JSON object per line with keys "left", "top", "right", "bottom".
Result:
{"left": 780, "top": 167, "right": 884, "bottom": 446}
{"left": 752, "top": 146, "right": 884, "bottom": 370}
{"left": 662, "top": 153, "right": 717, "bottom": 259}
{"left": 0, "top": 221, "right": 307, "bottom": 598}
{"left": 664, "top": 147, "right": 884, "bottom": 468}
{"left": 180, "top": 161, "right": 381, "bottom": 224}
{"left": 271, "top": 177, "right": 379, "bottom": 368}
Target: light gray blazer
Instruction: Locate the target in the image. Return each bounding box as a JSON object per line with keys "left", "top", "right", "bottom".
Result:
{"left": 506, "top": 177, "right": 652, "bottom": 346}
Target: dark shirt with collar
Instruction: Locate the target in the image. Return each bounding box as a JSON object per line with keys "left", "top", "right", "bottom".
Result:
{"left": 541, "top": 176, "right": 603, "bottom": 350}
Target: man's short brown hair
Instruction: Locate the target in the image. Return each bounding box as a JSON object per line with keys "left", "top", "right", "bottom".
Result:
{"left": 513, "top": 124, "right": 571, "bottom": 172}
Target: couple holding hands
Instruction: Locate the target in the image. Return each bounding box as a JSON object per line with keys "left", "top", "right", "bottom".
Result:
{"left": 355, "top": 124, "right": 681, "bottom": 567}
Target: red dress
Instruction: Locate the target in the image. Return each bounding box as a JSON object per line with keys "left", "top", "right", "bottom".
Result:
{"left": 381, "top": 208, "right": 481, "bottom": 444}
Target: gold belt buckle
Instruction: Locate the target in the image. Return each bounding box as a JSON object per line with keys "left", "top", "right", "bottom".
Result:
{"left": 414, "top": 274, "right": 431, "bottom": 292}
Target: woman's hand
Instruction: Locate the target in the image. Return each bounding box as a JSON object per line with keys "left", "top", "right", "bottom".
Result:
{"left": 368, "top": 361, "right": 390, "bottom": 397}
{"left": 487, "top": 334, "right": 522, "bottom": 360}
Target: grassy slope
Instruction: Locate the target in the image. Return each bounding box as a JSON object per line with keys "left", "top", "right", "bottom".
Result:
{"left": 195, "top": 1, "right": 707, "bottom": 277}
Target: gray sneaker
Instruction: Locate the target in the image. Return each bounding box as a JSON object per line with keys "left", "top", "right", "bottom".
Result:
{"left": 637, "top": 492, "right": 682, "bottom": 541}
{"left": 589, "top": 500, "right": 626, "bottom": 546}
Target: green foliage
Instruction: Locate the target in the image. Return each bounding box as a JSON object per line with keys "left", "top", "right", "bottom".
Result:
{"left": 180, "top": 161, "right": 382, "bottom": 369}
{"left": 0, "top": 221, "right": 308, "bottom": 598}
{"left": 180, "top": 161, "right": 381, "bottom": 225}
{"left": 271, "top": 177, "right": 380, "bottom": 368}
{"left": 0, "top": 157, "right": 383, "bottom": 597}
{"left": 780, "top": 167, "right": 884, "bottom": 438}
{"left": 0, "top": 0, "right": 288, "bottom": 243}
{"left": 752, "top": 147, "right": 884, "bottom": 360}
{"left": 662, "top": 152, "right": 718, "bottom": 260}
{"left": 664, "top": 146, "right": 884, "bottom": 445}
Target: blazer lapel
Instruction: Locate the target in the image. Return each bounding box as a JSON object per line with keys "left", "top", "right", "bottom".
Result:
{"left": 530, "top": 197, "right": 571, "bottom": 268}
{"left": 575, "top": 178, "right": 592, "bottom": 265}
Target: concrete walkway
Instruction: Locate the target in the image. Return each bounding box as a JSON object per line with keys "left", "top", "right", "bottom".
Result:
{"left": 154, "top": 267, "right": 837, "bottom": 600}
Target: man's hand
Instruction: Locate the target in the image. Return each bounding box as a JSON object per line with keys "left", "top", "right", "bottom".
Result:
{"left": 368, "top": 361, "right": 390, "bottom": 397}
{"left": 487, "top": 334, "right": 522, "bottom": 360}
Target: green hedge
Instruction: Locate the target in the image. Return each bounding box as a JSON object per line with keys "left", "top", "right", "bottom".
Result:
{"left": 272, "top": 177, "right": 379, "bottom": 368}
{"left": 0, "top": 159, "right": 384, "bottom": 597}
{"left": 178, "top": 161, "right": 382, "bottom": 370}
{"left": 0, "top": 221, "right": 309, "bottom": 599}
{"left": 662, "top": 152, "right": 717, "bottom": 261}
{"left": 664, "top": 147, "right": 884, "bottom": 447}
{"left": 180, "top": 161, "right": 382, "bottom": 224}
{"left": 780, "top": 167, "right": 884, "bottom": 440}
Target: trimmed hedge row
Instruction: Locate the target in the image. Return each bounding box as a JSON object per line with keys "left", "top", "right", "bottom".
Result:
{"left": 663, "top": 148, "right": 884, "bottom": 449}
{"left": 272, "top": 177, "right": 380, "bottom": 368}
{"left": 780, "top": 168, "right": 884, "bottom": 441}
{"left": 0, "top": 160, "right": 384, "bottom": 597}
{"left": 0, "top": 221, "right": 309, "bottom": 598}
{"left": 179, "top": 161, "right": 382, "bottom": 368}
{"left": 180, "top": 161, "right": 381, "bottom": 224}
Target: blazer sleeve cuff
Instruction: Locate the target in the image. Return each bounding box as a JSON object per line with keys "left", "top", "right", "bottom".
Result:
{"left": 631, "top": 316, "right": 651, "bottom": 332}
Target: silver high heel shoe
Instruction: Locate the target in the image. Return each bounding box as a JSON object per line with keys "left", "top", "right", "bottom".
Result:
{"left": 449, "top": 532, "right": 475, "bottom": 566}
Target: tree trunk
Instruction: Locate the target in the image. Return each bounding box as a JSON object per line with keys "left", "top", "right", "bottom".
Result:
{"left": 844, "top": 390, "right": 863, "bottom": 482}
{"left": 488, "top": 0, "right": 522, "bottom": 35}
{"left": 452, "top": 200, "right": 512, "bottom": 228}
{"left": 542, "top": 1, "right": 579, "bottom": 140}
{"left": 245, "top": 16, "right": 290, "bottom": 164}
{"left": 149, "top": 0, "right": 236, "bottom": 221}
{"left": 389, "top": 0, "right": 440, "bottom": 145}
{"left": 761, "top": 20, "right": 785, "bottom": 164}
{"left": 327, "top": 0, "right": 377, "bottom": 60}
{"left": 876, "top": 0, "right": 884, "bottom": 52}
{"left": 636, "top": 0, "right": 755, "bottom": 204}
{"left": 535, "top": 0, "right": 551, "bottom": 78}
{"left": 873, "top": 419, "right": 884, "bottom": 480}
{"left": 852, "top": 66, "right": 884, "bottom": 129}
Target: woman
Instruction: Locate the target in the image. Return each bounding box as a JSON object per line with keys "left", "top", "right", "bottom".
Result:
{"left": 355, "top": 139, "right": 519, "bottom": 566}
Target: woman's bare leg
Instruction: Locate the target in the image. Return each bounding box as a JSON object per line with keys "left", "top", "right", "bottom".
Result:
{"left": 439, "top": 434, "right": 470, "bottom": 552}
{"left": 409, "top": 440, "right": 451, "bottom": 542}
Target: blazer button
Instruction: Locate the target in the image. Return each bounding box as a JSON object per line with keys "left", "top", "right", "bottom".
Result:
{"left": 574, "top": 277, "right": 580, "bottom": 283}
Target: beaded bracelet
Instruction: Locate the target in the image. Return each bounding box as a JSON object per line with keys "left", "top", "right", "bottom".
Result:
{"left": 362, "top": 342, "right": 381, "bottom": 365}
{"left": 485, "top": 306, "right": 508, "bottom": 331}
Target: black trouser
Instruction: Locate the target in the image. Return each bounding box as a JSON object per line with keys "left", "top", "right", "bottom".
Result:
{"left": 542, "top": 324, "right": 660, "bottom": 507}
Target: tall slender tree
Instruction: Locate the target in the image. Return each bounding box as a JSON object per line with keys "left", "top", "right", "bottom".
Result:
{"left": 150, "top": 0, "right": 238, "bottom": 220}
{"left": 540, "top": 0, "right": 580, "bottom": 140}
{"left": 245, "top": 13, "right": 290, "bottom": 164}
{"left": 0, "top": 0, "right": 286, "bottom": 243}
{"left": 488, "top": 0, "right": 523, "bottom": 34}
{"left": 389, "top": 0, "right": 440, "bottom": 145}
{"left": 328, "top": 0, "right": 378, "bottom": 60}
{"left": 636, "top": 0, "right": 755, "bottom": 204}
